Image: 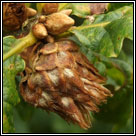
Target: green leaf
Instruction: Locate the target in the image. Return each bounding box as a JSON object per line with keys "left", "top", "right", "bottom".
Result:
{"left": 108, "top": 3, "right": 133, "bottom": 11}
{"left": 94, "top": 62, "right": 106, "bottom": 77}
{"left": 3, "top": 102, "right": 15, "bottom": 133}
{"left": 110, "top": 59, "right": 132, "bottom": 81}
{"left": 15, "top": 100, "right": 35, "bottom": 121}
{"left": 94, "top": 87, "right": 133, "bottom": 124}
{"left": 118, "top": 39, "right": 133, "bottom": 67}
{"left": 3, "top": 36, "right": 25, "bottom": 133}
{"left": 112, "top": 116, "right": 133, "bottom": 133}
{"left": 70, "top": 6, "right": 133, "bottom": 57}
{"left": 70, "top": 3, "right": 109, "bottom": 18}
{"left": 106, "top": 68, "right": 125, "bottom": 89}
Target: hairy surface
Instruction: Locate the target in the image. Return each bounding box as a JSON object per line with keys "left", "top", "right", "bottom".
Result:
{"left": 20, "top": 40, "right": 112, "bottom": 129}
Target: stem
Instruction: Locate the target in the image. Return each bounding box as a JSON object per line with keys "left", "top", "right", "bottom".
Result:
{"left": 73, "top": 22, "right": 110, "bottom": 30}
{"left": 3, "top": 31, "right": 37, "bottom": 61}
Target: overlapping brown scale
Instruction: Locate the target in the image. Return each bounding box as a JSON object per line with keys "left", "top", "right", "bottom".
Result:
{"left": 83, "top": 78, "right": 112, "bottom": 97}
{"left": 27, "top": 71, "right": 53, "bottom": 90}
{"left": 20, "top": 83, "right": 42, "bottom": 106}
{"left": 41, "top": 71, "right": 56, "bottom": 92}
{"left": 85, "top": 101, "right": 99, "bottom": 112}
{"left": 20, "top": 40, "right": 112, "bottom": 129}
{"left": 77, "top": 103, "right": 92, "bottom": 127}
{"left": 57, "top": 40, "right": 79, "bottom": 52}
{"left": 64, "top": 69, "right": 87, "bottom": 94}
{"left": 35, "top": 53, "right": 57, "bottom": 71}
{"left": 73, "top": 52, "right": 106, "bottom": 83}
{"left": 73, "top": 92, "right": 99, "bottom": 112}
{"left": 76, "top": 63, "right": 104, "bottom": 83}
{"left": 57, "top": 51, "right": 75, "bottom": 68}
{"left": 21, "top": 42, "right": 41, "bottom": 72}
{"left": 57, "top": 68, "right": 67, "bottom": 92}
{"left": 40, "top": 43, "right": 58, "bottom": 55}
{"left": 57, "top": 97, "right": 90, "bottom": 129}
{"left": 55, "top": 104, "right": 90, "bottom": 129}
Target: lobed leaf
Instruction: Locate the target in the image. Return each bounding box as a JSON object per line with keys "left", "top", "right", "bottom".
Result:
{"left": 70, "top": 6, "right": 133, "bottom": 57}
{"left": 3, "top": 36, "right": 25, "bottom": 133}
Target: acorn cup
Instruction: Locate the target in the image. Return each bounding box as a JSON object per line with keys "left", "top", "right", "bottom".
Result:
{"left": 20, "top": 40, "right": 112, "bottom": 129}
{"left": 32, "top": 12, "right": 75, "bottom": 39}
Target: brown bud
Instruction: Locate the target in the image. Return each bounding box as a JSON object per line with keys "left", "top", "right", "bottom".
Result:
{"left": 26, "top": 7, "right": 37, "bottom": 17}
{"left": 59, "top": 9, "right": 72, "bottom": 16}
{"left": 38, "top": 15, "right": 46, "bottom": 23}
{"left": 90, "top": 3, "right": 108, "bottom": 15}
{"left": 42, "top": 3, "right": 59, "bottom": 15}
{"left": 32, "top": 23, "right": 48, "bottom": 39}
{"left": 3, "top": 3, "right": 27, "bottom": 31}
{"left": 46, "top": 35, "right": 55, "bottom": 43}
{"left": 45, "top": 13, "right": 75, "bottom": 35}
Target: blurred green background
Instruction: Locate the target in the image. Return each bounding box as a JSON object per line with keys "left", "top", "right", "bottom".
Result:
{"left": 13, "top": 107, "right": 133, "bottom": 133}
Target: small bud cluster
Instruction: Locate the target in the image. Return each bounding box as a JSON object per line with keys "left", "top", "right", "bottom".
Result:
{"left": 32, "top": 3, "right": 74, "bottom": 42}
